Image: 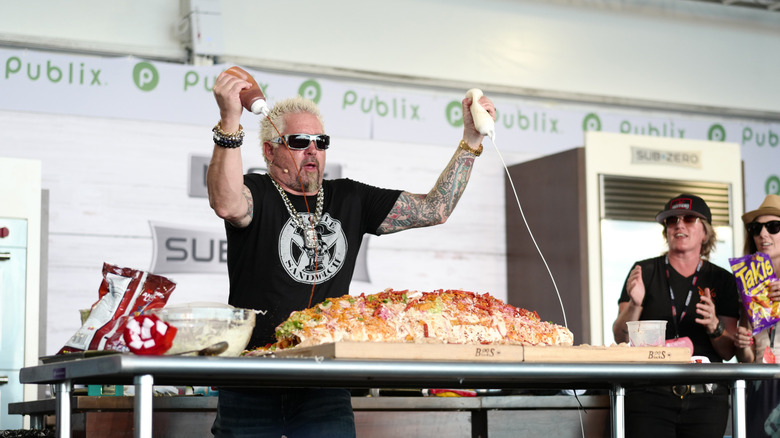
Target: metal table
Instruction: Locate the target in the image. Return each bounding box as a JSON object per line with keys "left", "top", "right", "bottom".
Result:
{"left": 19, "top": 354, "right": 780, "bottom": 438}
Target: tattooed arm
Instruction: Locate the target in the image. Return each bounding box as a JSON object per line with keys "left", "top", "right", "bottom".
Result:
{"left": 378, "top": 149, "right": 477, "bottom": 234}
{"left": 206, "top": 70, "right": 254, "bottom": 229}
{"left": 377, "top": 94, "right": 495, "bottom": 235}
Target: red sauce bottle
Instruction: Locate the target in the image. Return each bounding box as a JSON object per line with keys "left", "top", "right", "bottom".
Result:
{"left": 224, "top": 66, "right": 269, "bottom": 115}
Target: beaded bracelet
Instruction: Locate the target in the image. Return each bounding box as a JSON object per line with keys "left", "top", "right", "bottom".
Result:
{"left": 212, "top": 121, "right": 245, "bottom": 148}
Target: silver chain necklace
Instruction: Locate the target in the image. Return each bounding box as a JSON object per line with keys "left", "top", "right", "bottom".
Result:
{"left": 270, "top": 176, "right": 324, "bottom": 249}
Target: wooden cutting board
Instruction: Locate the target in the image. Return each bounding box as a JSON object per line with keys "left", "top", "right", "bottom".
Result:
{"left": 271, "top": 342, "right": 691, "bottom": 363}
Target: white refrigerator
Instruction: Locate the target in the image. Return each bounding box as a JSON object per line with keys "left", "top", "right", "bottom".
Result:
{"left": 0, "top": 157, "right": 43, "bottom": 430}
{"left": 584, "top": 132, "right": 744, "bottom": 346}
{"left": 0, "top": 218, "right": 28, "bottom": 429}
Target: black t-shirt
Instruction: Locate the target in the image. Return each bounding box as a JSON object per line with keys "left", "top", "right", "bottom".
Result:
{"left": 225, "top": 173, "right": 402, "bottom": 348}
{"left": 617, "top": 256, "right": 740, "bottom": 363}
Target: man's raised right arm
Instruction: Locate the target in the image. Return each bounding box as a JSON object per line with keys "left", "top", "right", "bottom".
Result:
{"left": 206, "top": 71, "right": 254, "bottom": 228}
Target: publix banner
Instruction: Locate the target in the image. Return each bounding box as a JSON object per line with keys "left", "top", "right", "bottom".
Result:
{"left": 1, "top": 47, "right": 778, "bottom": 207}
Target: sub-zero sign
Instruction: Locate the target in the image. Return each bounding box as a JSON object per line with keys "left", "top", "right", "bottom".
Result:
{"left": 630, "top": 146, "right": 702, "bottom": 169}
{"left": 149, "top": 222, "right": 227, "bottom": 274}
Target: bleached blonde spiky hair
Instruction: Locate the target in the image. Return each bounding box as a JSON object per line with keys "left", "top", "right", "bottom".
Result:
{"left": 259, "top": 96, "right": 324, "bottom": 163}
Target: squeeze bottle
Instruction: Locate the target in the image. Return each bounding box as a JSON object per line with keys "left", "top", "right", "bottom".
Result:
{"left": 224, "top": 66, "right": 270, "bottom": 116}
{"left": 465, "top": 88, "right": 495, "bottom": 141}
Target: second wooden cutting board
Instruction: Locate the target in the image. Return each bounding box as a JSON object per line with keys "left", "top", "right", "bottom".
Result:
{"left": 271, "top": 342, "right": 690, "bottom": 363}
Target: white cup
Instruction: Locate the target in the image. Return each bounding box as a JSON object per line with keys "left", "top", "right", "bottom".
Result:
{"left": 626, "top": 320, "right": 667, "bottom": 347}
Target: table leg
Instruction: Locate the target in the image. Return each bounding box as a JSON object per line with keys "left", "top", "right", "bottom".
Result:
{"left": 134, "top": 374, "right": 154, "bottom": 438}
{"left": 612, "top": 385, "right": 625, "bottom": 438}
{"left": 732, "top": 379, "right": 746, "bottom": 438}
{"left": 29, "top": 413, "right": 44, "bottom": 430}
{"left": 54, "top": 380, "right": 71, "bottom": 438}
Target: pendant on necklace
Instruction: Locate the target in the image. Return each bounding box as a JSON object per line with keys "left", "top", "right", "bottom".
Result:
{"left": 304, "top": 227, "right": 318, "bottom": 249}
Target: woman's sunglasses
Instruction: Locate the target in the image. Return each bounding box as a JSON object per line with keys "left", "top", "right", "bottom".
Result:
{"left": 746, "top": 220, "right": 780, "bottom": 236}
{"left": 664, "top": 215, "right": 701, "bottom": 226}
{"left": 271, "top": 134, "right": 330, "bottom": 151}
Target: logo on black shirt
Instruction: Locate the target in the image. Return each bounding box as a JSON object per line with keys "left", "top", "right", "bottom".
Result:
{"left": 278, "top": 213, "right": 347, "bottom": 284}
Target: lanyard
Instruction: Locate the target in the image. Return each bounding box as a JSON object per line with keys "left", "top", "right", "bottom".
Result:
{"left": 665, "top": 255, "right": 702, "bottom": 339}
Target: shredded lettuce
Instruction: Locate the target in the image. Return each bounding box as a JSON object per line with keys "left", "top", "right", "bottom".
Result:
{"left": 430, "top": 297, "right": 444, "bottom": 314}
{"left": 276, "top": 315, "right": 307, "bottom": 337}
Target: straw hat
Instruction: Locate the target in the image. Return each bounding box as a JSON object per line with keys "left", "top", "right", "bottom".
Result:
{"left": 742, "top": 194, "right": 780, "bottom": 224}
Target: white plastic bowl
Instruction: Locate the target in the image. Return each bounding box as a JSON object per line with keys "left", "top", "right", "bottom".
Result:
{"left": 150, "top": 303, "right": 256, "bottom": 356}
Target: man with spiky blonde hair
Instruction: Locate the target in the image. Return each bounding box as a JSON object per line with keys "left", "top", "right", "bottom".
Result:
{"left": 207, "top": 70, "right": 495, "bottom": 437}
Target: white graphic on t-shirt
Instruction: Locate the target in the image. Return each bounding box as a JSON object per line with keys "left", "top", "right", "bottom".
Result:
{"left": 278, "top": 212, "right": 347, "bottom": 284}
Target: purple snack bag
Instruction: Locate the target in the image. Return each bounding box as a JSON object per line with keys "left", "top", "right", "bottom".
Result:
{"left": 729, "top": 252, "right": 780, "bottom": 335}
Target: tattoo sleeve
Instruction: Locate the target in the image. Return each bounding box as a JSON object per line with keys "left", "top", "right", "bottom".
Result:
{"left": 378, "top": 148, "right": 475, "bottom": 234}
{"left": 228, "top": 185, "right": 254, "bottom": 228}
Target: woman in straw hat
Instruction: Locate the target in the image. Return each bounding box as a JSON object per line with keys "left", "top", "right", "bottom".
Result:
{"left": 735, "top": 194, "right": 780, "bottom": 437}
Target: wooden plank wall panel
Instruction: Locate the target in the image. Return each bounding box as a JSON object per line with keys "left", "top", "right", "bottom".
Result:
{"left": 0, "top": 110, "right": 539, "bottom": 355}
{"left": 505, "top": 148, "right": 589, "bottom": 340}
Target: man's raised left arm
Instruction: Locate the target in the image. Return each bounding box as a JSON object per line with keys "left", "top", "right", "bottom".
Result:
{"left": 377, "top": 94, "right": 495, "bottom": 234}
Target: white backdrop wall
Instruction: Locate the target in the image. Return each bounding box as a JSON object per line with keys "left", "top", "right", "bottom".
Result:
{"left": 1, "top": 0, "right": 779, "bottom": 353}
{"left": 0, "top": 107, "right": 517, "bottom": 356}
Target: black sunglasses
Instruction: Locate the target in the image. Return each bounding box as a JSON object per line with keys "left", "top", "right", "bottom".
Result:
{"left": 664, "top": 215, "right": 700, "bottom": 226}
{"left": 271, "top": 134, "right": 330, "bottom": 151}
{"left": 746, "top": 220, "right": 780, "bottom": 236}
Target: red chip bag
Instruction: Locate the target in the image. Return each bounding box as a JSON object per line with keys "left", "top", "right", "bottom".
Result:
{"left": 101, "top": 315, "right": 133, "bottom": 352}
{"left": 123, "top": 314, "right": 177, "bottom": 355}
{"left": 58, "top": 263, "right": 176, "bottom": 354}
{"left": 729, "top": 252, "right": 780, "bottom": 335}
{"left": 763, "top": 346, "right": 776, "bottom": 364}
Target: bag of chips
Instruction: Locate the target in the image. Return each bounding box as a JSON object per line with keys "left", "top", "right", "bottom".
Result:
{"left": 58, "top": 263, "right": 176, "bottom": 354}
{"left": 729, "top": 252, "right": 780, "bottom": 335}
{"left": 123, "top": 314, "right": 177, "bottom": 355}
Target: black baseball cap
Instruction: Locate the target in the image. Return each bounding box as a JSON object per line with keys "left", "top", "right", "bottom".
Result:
{"left": 655, "top": 194, "right": 712, "bottom": 224}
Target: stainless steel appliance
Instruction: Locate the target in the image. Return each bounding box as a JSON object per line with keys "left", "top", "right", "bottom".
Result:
{"left": 0, "top": 218, "right": 28, "bottom": 429}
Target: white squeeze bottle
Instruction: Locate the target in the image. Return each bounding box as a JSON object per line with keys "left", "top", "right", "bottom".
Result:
{"left": 225, "top": 66, "right": 270, "bottom": 116}
{"left": 465, "top": 88, "right": 495, "bottom": 141}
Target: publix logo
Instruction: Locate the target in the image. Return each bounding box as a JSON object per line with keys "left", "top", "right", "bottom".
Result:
{"left": 707, "top": 124, "right": 726, "bottom": 141}
{"left": 133, "top": 62, "right": 159, "bottom": 92}
{"left": 4, "top": 56, "right": 104, "bottom": 85}
{"left": 767, "top": 176, "right": 780, "bottom": 195}
{"left": 743, "top": 126, "right": 779, "bottom": 148}
{"left": 342, "top": 90, "right": 420, "bottom": 120}
{"left": 447, "top": 101, "right": 561, "bottom": 133}
{"left": 582, "top": 113, "right": 602, "bottom": 132}
{"left": 581, "top": 112, "right": 688, "bottom": 138}
{"left": 445, "top": 101, "right": 464, "bottom": 128}
{"left": 298, "top": 80, "right": 322, "bottom": 103}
